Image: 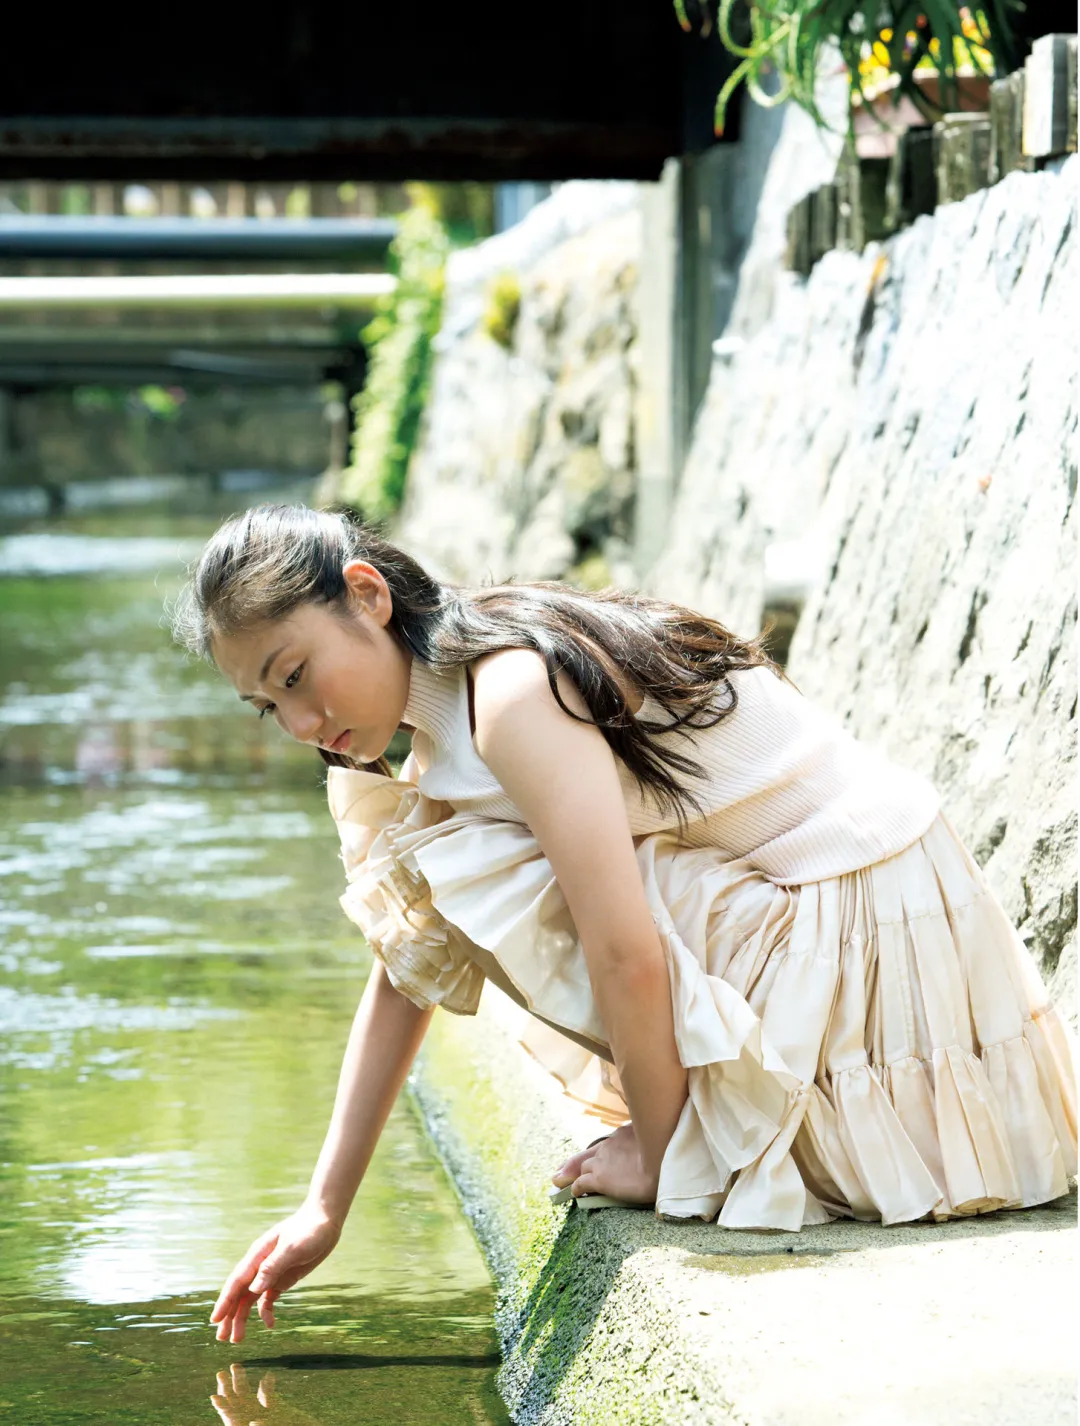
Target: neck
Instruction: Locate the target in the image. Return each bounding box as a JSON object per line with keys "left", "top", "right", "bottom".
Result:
{"left": 399, "top": 656, "right": 464, "bottom": 748}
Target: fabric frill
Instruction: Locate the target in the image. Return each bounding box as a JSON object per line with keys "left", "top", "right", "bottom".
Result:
{"left": 328, "top": 767, "right": 1078, "bottom": 1232}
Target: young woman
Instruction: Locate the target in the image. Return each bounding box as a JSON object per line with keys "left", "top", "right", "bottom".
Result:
{"left": 177, "top": 503, "right": 1076, "bottom": 1346}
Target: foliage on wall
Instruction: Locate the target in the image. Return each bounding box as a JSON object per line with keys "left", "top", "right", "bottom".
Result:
{"left": 339, "top": 201, "right": 449, "bottom": 521}
{"left": 481, "top": 271, "right": 522, "bottom": 349}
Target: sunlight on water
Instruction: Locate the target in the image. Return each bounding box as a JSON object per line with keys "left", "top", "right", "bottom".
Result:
{"left": 0, "top": 504, "right": 507, "bottom": 1425}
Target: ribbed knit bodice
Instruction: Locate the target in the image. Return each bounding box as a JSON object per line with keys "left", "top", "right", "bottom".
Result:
{"left": 398, "top": 656, "right": 939, "bottom": 886}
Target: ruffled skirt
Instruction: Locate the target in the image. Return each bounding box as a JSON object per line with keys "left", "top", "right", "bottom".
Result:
{"left": 328, "top": 770, "right": 1077, "bottom": 1231}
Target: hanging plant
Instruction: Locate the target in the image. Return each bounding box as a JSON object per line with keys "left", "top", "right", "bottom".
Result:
{"left": 338, "top": 202, "right": 448, "bottom": 521}
{"left": 674, "top": 1, "right": 1026, "bottom": 134}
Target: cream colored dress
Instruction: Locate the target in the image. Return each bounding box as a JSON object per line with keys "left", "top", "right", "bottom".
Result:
{"left": 327, "top": 657, "right": 1077, "bottom": 1231}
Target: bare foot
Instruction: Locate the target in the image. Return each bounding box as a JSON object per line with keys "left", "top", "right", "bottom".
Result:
{"left": 551, "top": 1123, "right": 656, "bottom": 1203}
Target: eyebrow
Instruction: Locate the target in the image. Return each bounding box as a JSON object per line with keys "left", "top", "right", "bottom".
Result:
{"left": 238, "top": 646, "right": 286, "bottom": 702}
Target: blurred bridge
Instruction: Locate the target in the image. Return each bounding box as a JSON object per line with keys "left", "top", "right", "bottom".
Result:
{"left": 0, "top": 215, "right": 395, "bottom": 393}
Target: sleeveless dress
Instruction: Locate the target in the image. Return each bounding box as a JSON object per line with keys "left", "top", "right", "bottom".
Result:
{"left": 327, "top": 656, "right": 1077, "bottom": 1231}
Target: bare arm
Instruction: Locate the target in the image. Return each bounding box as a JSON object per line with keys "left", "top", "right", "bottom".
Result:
{"left": 471, "top": 649, "right": 687, "bottom": 1193}
{"left": 210, "top": 962, "right": 433, "bottom": 1342}
{"left": 306, "top": 959, "right": 434, "bottom": 1223}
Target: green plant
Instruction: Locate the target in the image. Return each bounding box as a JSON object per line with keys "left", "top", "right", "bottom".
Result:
{"left": 677, "top": 1, "right": 1025, "bottom": 134}
{"left": 136, "top": 385, "right": 184, "bottom": 420}
{"left": 340, "top": 203, "right": 449, "bottom": 521}
{"left": 481, "top": 271, "right": 522, "bottom": 349}
{"left": 407, "top": 181, "right": 496, "bottom": 246}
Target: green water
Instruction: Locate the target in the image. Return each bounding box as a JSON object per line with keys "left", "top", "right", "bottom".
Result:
{"left": 0, "top": 507, "right": 508, "bottom": 1425}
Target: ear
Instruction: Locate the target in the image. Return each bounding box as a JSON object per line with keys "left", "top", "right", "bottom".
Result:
{"left": 341, "top": 560, "right": 393, "bottom": 626}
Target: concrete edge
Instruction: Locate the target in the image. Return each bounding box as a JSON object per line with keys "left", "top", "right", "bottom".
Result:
{"left": 410, "top": 988, "right": 1079, "bottom": 1426}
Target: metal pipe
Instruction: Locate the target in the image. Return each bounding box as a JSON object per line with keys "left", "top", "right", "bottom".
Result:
{"left": 0, "top": 216, "right": 397, "bottom": 262}
{"left": 0, "top": 272, "right": 395, "bottom": 309}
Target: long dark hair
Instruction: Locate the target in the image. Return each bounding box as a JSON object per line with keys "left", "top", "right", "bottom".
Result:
{"left": 171, "top": 503, "right": 780, "bottom": 829}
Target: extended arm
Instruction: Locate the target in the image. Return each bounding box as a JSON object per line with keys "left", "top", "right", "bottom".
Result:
{"left": 210, "top": 961, "right": 433, "bottom": 1343}
{"left": 306, "top": 959, "right": 433, "bottom": 1222}
{"left": 472, "top": 649, "right": 687, "bottom": 1196}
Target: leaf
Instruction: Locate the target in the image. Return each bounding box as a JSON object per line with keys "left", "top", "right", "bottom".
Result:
{"left": 709, "top": 0, "right": 1020, "bottom": 134}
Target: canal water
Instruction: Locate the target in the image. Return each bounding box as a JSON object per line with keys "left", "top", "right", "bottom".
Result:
{"left": 0, "top": 502, "right": 508, "bottom": 1425}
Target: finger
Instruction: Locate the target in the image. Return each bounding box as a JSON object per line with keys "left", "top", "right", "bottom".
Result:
{"left": 572, "top": 1170, "right": 601, "bottom": 1196}
{"left": 552, "top": 1148, "right": 592, "bottom": 1185}
{"left": 267, "top": 1265, "right": 306, "bottom": 1296}
{"left": 271, "top": 1245, "right": 333, "bottom": 1296}
{"left": 208, "top": 1395, "right": 230, "bottom": 1424}
{"left": 257, "top": 1370, "right": 277, "bottom": 1407}
{"left": 216, "top": 1370, "right": 230, "bottom": 1396}
{"left": 230, "top": 1362, "right": 249, "bottom": 1394}
{"left": 211, "top": 1230, "right": 279, "bottom": 1322}
{"left": 250, "top": 1244, "right": 295, "bottom": 1296}
{"left": 217, "top": 1300, "right": 246, "bottom": 1345}
{"left": 212, "top": 1254, "right": 256, "bottom": 1329}
{"left": 216, "top": 1306, "right": 245, "bottom": 1344}
{"left": 230, "top": 1295, "right": 255, "bottom": 1345}
{"left": 211, "top": 1252, "right": 270, "bottom": 1323}
{"left": 257, "top": 1290, "right": 277, "bottom": 1331}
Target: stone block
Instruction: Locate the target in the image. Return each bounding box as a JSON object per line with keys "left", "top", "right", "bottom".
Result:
{"left": 785, "top": 192, "right": 814, "bottom": 276}
{"left": 1023, "top": 34, "right": 1077, "bottom": 159}
{"left": 885, "top": 126, "right": 937, "bottom": 231}
{"left": 810, "top": 182, "right": 837, "bottom": 264}
{"left": 934, "top": 112, "right": 992, "bottom": 204}
{"left": 989, "top": 69, "right": 1033, "bottom": 182}
{"left": 859, "top": 156, "right": 890, "bottom": 243}
{"left": 836, "top": 150, "right": 892, "bottom": 250}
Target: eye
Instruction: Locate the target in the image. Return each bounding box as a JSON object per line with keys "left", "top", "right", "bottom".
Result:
{"left": 254, "top": 664, "right": 302, "bottom": 720}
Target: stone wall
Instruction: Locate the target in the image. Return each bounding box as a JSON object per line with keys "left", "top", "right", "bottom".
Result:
{"left": 396, "top": 183, "right": 641, "bottom": 588}
{"left": 651, "top": 158, "right": 1077, "bottom": 1011}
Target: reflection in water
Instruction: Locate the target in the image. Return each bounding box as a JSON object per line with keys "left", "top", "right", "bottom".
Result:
{"left": 0, "top": 505, "right": 507, "bottom": 1425}
{"left": 211, "top": 1365, "right": 321, "bottom": 1426}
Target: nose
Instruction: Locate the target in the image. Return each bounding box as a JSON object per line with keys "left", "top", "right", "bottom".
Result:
{"left": 279, "top": 702, "right": 323, "bottom": 745}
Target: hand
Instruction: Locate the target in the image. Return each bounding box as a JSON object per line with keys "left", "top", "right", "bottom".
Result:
{"left": 210, "top": 1364, "right": 320, "bottom": 1426}
{"left": 551, "top": 1122, "right": 657, "bottom": 1203}
{"left": 209, "top": 1203, "right": 342, "bottom": 1344}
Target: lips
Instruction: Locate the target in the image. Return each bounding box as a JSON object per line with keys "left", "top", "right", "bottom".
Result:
{"left": 327, "top": 730, "right": 351, "bottom": 753}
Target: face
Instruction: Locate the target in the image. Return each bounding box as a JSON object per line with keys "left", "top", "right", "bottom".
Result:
{"left": 211, "top": 561, "right": 413, "bottom": 765}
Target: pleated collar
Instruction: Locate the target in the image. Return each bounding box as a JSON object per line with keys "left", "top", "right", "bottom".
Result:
{"left": 400, "top": 655, "right": 468, "bottom": 752}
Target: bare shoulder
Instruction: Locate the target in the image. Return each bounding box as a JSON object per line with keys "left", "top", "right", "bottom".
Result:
{"left": 467, "top": 644, "right": 631, "bottom": 881}
{"left": 465, "top": 651, "right": 651, "bottom": 960}
{"left": 467, "top": 648, "right": 605, "bottom": 792}
{"left": 469, "top": 647, "right": 591, "bottom": 729}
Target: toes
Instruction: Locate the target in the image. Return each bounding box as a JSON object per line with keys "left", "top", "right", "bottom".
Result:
{"left": 552, "top": 1149, "right": 590, "bottom": 1186}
